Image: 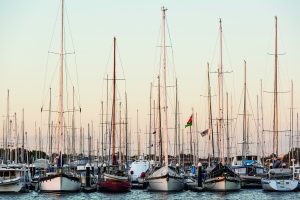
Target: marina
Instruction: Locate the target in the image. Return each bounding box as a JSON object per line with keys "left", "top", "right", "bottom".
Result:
{"left": 1, "top": 0, "right": 300, "bottom": 199}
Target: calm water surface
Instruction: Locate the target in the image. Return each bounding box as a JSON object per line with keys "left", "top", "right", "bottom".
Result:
{"left": 0, "top": 189, "right": 299, "bottom": 200}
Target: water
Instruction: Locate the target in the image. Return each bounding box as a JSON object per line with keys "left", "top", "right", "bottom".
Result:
{"left": 0, "top": 189, "right": 299, "bottom": 200}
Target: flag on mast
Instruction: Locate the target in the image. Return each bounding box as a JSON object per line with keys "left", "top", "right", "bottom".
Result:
{"left": 185, "top": 115, "right": 193, "bottom": 128}
{"left": 200, "top": 128, "right": 211, "bottom": 137}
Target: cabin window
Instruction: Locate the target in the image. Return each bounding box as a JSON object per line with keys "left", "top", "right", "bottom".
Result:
{"left": 10, "top": 171, "right": 16, "bottom": 178}
{"left": 235, "top": 168, "right": 246, "bottom": 174}
{"left": 4, "top": 171, "right": 9, "bottom": 177}
{"left": 256, "top": 168, "right": 263, "bottom": 174}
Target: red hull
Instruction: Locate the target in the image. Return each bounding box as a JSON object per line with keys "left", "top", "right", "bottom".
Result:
{"left": 98, "top": 180, "right": 132, "bottom": 192}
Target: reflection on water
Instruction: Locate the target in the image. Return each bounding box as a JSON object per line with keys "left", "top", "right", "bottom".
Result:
{"left": 0, "top": 189, "right": 299, "bottom": 200}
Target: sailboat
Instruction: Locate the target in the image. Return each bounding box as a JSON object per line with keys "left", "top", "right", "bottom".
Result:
{"left": 231, "top": 61, "right": 266, "bottom": 188}
{"left": 37, "top": 0, "right": 81, "bottom": 192}
{"left": 97, "top": 37, "right": 132, "bottom": 193}
{"left": 261, "top": 16, "right": 298, "bottom": 192}
{"left": 146, "top": 7, "right": 184, "bottom": 192}
{"left": 203, "top": 19, "right": 241, "bottom": 192}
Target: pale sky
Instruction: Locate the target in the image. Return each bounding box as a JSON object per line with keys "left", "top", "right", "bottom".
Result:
{"left": 0, "top": 0, "right": 299, "bottom": 158}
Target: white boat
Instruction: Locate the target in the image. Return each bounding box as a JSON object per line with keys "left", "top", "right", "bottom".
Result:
{"left": 204, "top": 163, "right": 241, "bottom": 191}
{"left": 128, "top": 156, "right": 150, "bottom": 187}
{"left": 231, "top": 156, "right": 266, "bottom": 187}
{"left": 147, "top": 166, "right": 184, "bottom": 191}
{"left": 146, "top": 7, "right": 184, "bottom": 192}
{"left": 38, "top": 172, "right": 81, "bottom": 192}
{"left": 37, "top": 0, "right": 81, "bottom": 192}
{"left": 0, "top": 167, "right": 32, "bottom": 192}
{"left": 262, "top": 168, "right": 298, "bottom": 191}
{"left": 292, "top": 163, "right": 300, "bottom": 190}
{"left": 261, "top": 16, "right": 298, "bottom": 192}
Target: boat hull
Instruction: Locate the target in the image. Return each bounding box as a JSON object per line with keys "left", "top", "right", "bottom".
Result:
{"left": 98, "top": 173, "right": 131, "bottom": 192}
{"left": 204, "top": 176, "right": 241, "bottom": 191}
{"left": 0, "top": 177, "right": 24, "bottom": 192}
{"left": 147, "top": 166, "right": 184, "bottom": 192}
{"left": 262, "top": 178, "right": 298, "bottom": 191}
{"left": 98, "top": 180, "right": 131, "bottom": 192}
{"left": 147, "top": 175, "right": 184, "bottom": 192}
{"left": 240, "top": 175, "right": 262, "bottom": 188}
{"left": 38, "top": 174, "right": 81, "bottom": 192}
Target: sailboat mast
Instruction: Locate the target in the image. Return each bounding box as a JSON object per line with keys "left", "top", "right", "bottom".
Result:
{"left": 149, "top": 83, "right": 152, "bottom": 159}
{"left": 101, "top": 101, "right": 104, "bottom": 162}
{"left": 242, "top": 60, "right": 247, "bottom": 159}
{"left": 5, "top": 90, "right": 9, "bottom": 163}
{"left": 297, "top": 113, "right": 299, "bottom": 165}
{"left": 14, "top": 113, "right": 17, "bottom": 163}
{"left": 218, "top": 19, "right": 224, "bottom": 163}
{"left": 105, "top": 74, "right": 109, "bottom": 161}
{"left": 177, "top": 101, "right": 180, "bottom": 165}
{"left": 88, "top": 124, "right": 91, "bottom": 163}
{"left": 196, "top": 113, "right": 199, "bottom": 163}
{"left": 119, "top": 102, "right": 122, "bottom": 167}
{"left": 21, "top": 109, "right": 24, "bottom": 163}
{"left": 35, "top": 122, "right": 37, "bottom": 159}
{"left": 58, "top": 0, "right": 64, "bottom": 166}
{"left": 153, "top": 99, "right": 156, "bottom": 161}
{"left": 2, "top": 121, "right": 4, "bottom": 162}
{"left": 137, "top": 109, "right": 140, "bottom": 158}
{"left": 207, "top": 63, "right": 214, "bottom": 161}
{"left": 72, "top": 87, "right": 75, "bottom": 156}
{"left": 161, "top": 6, "right": 169, "bottom": 166}
{"left": 125, "top": 92, "right": 128, "bottom": 165}
{"left": 273, "top": 16, "right": 279, "bottom": 156}
{"left": 175, "top": 79, "right": 178, "bottom": 161}
{"left": 256, "top": 95, "right": 260, "bottom": 157}
{"left": 260, "top": 80, "right": 265, "bottom": 162}
{"left": 291, "top": 80, "right": 294, "bottom": 161}
{"left": 158, "top": 75, "right": 162, "bottom": 165}
{"left": 48, "top": 88, "right": 52, "bottom": 162}
{"left": 111, "top": 37, "right": 117, "bottom": 165}
{"left": 226, "top": 92, "right": 230, "bottom": 163}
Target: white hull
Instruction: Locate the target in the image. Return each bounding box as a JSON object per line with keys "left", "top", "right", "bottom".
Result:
{"left": 148, "top": 176, "right": 184, "bottom": 191}
{"left": 39, "top": 175, "right": 80, "bottom": 192}
{"left": 147, "top": 166, "right": 184, "bottom": 192}
{"left": 129, "top": 159, "right": 150, "bottom": 184}
{"left": 262, "top": 178, "right": 298, "bottom": 191}
{"left": 204, "top": 176, "right": 241, "bottom": 191}
{"left": 0, "top": 177, "right": 24, "bottom": 192}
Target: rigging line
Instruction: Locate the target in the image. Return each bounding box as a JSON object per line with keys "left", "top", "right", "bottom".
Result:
{"left": 64, "top": 47, "right": 71, "bottom": 126}
{"left": 158, "top": 18, "right": 163, "bottom": 78}
{"left": 246, "top": 87, "right": 259, "bottom": 140}
{"left": 65, "top": 2, "right": 81, "bottom": 107}
{"left": 210, "top": 30, "right": 219, "bottom": 70}
{"left": 165, "top": 16, "right": 177, "bottom": 80}
{"left": 41, "top": 2, "right": 61, "bottom": 108}
{"left": 44, "top": 58, "right": 60, "bottom": 111}
{"left": 152, "top": 21, "right": 162, "bottom": 85}
{"left": 232, "top": 82, "right": 244, "bottom": 146}
{"left": 64, "top": 56, "right": 76, "bottom": 91}
{"left": 116, "top": 43, "right": 127, "bottom": 89}
{"left": 40, "top": 107, "right": 43, "bottom": 156}
{"left": 100, "top": 41, "right": 113, "bottom": 102}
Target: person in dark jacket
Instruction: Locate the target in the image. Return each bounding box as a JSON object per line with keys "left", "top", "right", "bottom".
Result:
{"left": 197, "top": 161, "right": 203, "bottom": 187}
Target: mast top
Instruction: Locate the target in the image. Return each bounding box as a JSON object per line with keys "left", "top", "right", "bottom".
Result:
{"left": 161, "top": 6, "right": 168, "bottom": 12}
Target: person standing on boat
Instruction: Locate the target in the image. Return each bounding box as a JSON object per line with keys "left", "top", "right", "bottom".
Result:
{"left": 176, "top": 163, "right": 180, "bottom": 173}
{"left": 197, "top": 161, "right": 203, "bottom": 187}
